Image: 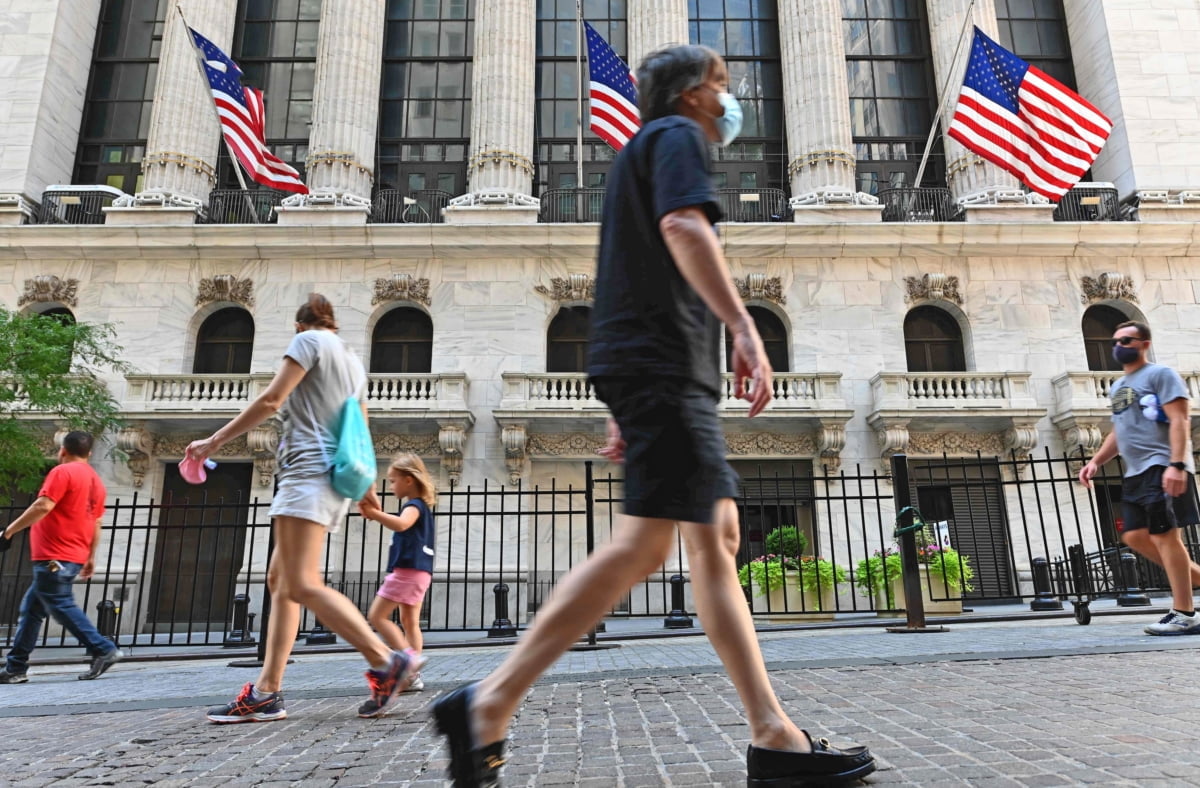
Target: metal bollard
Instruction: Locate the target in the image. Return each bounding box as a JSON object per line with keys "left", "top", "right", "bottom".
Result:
{"left": 1116, "top": 549, "right": 1151, "bottom": 606}
{"left": 305, "top": 617, "right": 337, "bottom": 645}
{"left": 95, "top": 600, "right": 119, "bottom": 647}
{"left": 1029, "top": 557, "right": 1063, "bottom": 611}
{"left": 664, "top": 574, "right": 693, "bottom": 629}
{"left": 488, "top": 583, "right": 517, "bottom": 638}
{"left": 223, "top": 593, "right": 258, "bottom": 647}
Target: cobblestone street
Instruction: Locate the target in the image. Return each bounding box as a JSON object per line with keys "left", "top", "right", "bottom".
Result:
{"left": 6, "top": 616, "right": 1200, "bottom": 786}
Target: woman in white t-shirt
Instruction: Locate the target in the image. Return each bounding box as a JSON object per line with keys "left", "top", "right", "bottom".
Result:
{"left": 185, "top": 293, "right": 424, "bottom": 723}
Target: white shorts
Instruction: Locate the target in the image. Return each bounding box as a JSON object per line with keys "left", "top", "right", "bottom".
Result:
{"left": 268, "top": 472, "right": 350, "bottom": 533}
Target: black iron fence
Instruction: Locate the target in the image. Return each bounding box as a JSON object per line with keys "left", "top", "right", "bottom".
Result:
{"left": 879, "top": 187, "right": 964, "bottom": 222}
{"left": 717, "top": 188, "right": 792, "bottom": 222}
{"left": 36, "top": 188, "right": 123, "bottom": 225}
{"left": 1052, "top": 182, "right": 1122, "bottom": 222}
{"left": 203, "top": 189, "right": 283, "bottom": 224}
{"left": 538, "top": 188, "right": 606, "bottom": 223}
{"left": 2, "top": 452, "right": 1188, "bottom": 651}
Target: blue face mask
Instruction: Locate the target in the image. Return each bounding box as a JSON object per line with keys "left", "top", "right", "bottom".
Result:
{"left": 1112, "top": 344, "right": 1141, "bottom": 365}
{"left": 713, "top": 91, "right": 743, "bottom": 147}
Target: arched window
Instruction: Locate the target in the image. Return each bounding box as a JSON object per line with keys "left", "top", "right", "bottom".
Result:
{"left": 904, "top": 306, "right": 965, "bottom": 372}
{"left": 546, "top": 306, "right": 591, "bottom": 373}
{"left": 193, "top": 307, "right": 254, "bottom": 374}
{"left": 726, "top": 306, "right": 790, "bottom": 372}
{"left": 1082, "top": 305, "right": 1127, "bottom": 372}
{"left": 371, "top": 307, "right": 433, "bottom": 373}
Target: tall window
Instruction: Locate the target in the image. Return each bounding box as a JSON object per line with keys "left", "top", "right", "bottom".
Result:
{"left": 726, "top": 306, "right": 789, "bottom": 372}
{"left": 220, "top": 0, "right": 322, "bottom": 188}
{"left": 842, "top": 0, "right": 940, "bottom": 194}
{"left": 904, "top": 306, "right": 965, "bottom": 372}
{"left": 995, "top": 0, "right": 1076, "bottom": 89}
{"left": 546, "top": 306, "right": 591, "bottom": 373}
{"left": 1081, "top": 305, "right": 1126, "bottom": 372}
{"left": 194, "top": 308, "right": 255, "bottom": 374}
{"left": 378, "top": 0, "right": 474, "bottom": 198}
{"left": 73, "top": 0, "right": 170, "bottom": 194}
{"left": 689, "top": 0, "right": 785, "bottom": 191}
{"left": 371, "top": 308, "right": 433, "bottom": 373}
{"left": 535, "top": 1, "right": 627, "bottom": 195}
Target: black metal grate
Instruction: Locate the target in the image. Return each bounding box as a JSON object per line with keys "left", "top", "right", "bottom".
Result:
{"left": 203, "top": 190, "right": 283, "bottom": 224}
{"left": 36, "top": 189, "right": 122, "bottom": 225}
{"left": 879, "top": 187, "right": 964, "bottom": 222}
{"left": 1053, "top": 183, "right": 1121, "bottom": 222}
{"left": 370, "top": 189, "right": 452, "bottom": 223}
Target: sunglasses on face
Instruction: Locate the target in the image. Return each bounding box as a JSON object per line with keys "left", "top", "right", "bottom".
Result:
{"left": 1112, "top": 336, "right": 1144, "bottom": 346}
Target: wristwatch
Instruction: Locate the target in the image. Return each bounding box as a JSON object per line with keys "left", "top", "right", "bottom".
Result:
{"left": 1169, "top": 461, "right": 1187, "bottom": 471}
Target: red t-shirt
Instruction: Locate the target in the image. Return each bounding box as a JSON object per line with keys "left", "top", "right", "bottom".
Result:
{"left": 31, "top": 462, "right": 107, "bottom": 563}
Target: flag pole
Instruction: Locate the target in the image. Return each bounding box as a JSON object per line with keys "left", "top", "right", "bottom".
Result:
{"left": 575, "top": 1, "right": 585, "bottom": 203}
{"left": 176, "top": 4, "right": 261, "bottom": 223}
{"left": 913, "top": 0, "right": 977, "bottom": 189}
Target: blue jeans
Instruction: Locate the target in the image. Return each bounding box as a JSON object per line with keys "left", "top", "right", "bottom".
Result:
{"left": 5, "top": 561, "right": 115, "bottom": 675}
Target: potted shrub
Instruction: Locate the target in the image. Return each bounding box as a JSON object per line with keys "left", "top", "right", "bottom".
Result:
{"left": 796, "top": 555, "right": 847, "bottom": 613}
{"left": 854, "top": 548, "right": 903, "bottom": 611}
{"left": 882, "top": 530, "right": 975, "bottom": 615}
{"left": 738, "top": 554, "right": 806, "bottom": 615}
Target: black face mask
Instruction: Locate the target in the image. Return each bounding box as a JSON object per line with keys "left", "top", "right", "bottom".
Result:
{"left": 1112, "top": 344, "right": 1141, "bottom": 364}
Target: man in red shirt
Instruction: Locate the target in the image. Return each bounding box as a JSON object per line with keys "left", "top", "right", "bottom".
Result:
{"left": 0, "top": 431, "right": 123, "bottom": 683}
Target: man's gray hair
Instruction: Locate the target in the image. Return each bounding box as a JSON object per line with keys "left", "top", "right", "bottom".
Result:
{"left": 636, "top": 44, "right": 721, "bottom": 123}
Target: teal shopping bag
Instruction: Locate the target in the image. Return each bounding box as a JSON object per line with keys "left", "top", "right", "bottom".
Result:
{"left": 330, "top": 396, "right": 375, "bottom": 500}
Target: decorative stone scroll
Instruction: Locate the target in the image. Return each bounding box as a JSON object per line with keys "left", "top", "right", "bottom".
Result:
{"left": 196, "top": 274, "right": 255, "bottom": 308}
{"left": 18, "top": 275, "right": 79, "bottom": 308}
{"left": 535, "top": 274, "right": 594, "bottom": 303}
{"left": 1060, "top": 421, "right": 1103, "bottom": 473}
{"left": 725, "top": 432, "right": 816, "bottom": 457}
{"left": 906, "top": 430, "right": 1006, "bottom": 456}
{"left": 438, "top": 424, "right": 466, "bottom": 484}
{"left": 374, "top": 433, "right": 441, "bottom": 456}
{"left": 153, "top": 434, "right": 251, "bottom": 458}
{"left": 1080, "top": 272, "right": 1136, "bottom": 304}
{"left": 247, "top": 421, "right": 280, "bottom": 487}
{"left": 904, "top": 273, "right": 962, "bottom": 305}
{"left": 117, "top": 427, "right": 155, "bottom": 487}
{"left": 817, "top": 422, "right": 846, "bottom": 474}
{"left": 373, "top": 273, "right": 431, "bottom": 306}
{"left": 502, "top": 424, "right": 529, "bottom": 484}
{"left": 527, "top": 432, "right": 607, "bottom": 457}
{"left": 734, "top": 274, "right": 786, "bottom": 305}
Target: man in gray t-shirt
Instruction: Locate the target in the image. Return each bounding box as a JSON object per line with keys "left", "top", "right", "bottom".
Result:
{"left": 1079, "top": 320, "right": 1200, "bottom": 635}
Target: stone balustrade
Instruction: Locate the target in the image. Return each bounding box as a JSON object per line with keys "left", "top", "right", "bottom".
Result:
{"left": 871, "top": 371, "right": 1038, "bottom": 411}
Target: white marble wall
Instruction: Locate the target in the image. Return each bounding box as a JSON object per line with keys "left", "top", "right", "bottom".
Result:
{"left": 1064, "top": 0, "right": 1200, "bottom": 196}
{"left": 0, "top": 0, "right": 99, "bottom": 204}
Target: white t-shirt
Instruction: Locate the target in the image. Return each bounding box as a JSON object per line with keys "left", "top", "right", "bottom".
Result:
{"left": 277, "top": 330, "right": 367, "bottom": 479}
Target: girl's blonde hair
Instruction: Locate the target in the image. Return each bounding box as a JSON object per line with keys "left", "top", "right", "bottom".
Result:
{"left": 389, "top": 452, "right": 437, "bottom": 507}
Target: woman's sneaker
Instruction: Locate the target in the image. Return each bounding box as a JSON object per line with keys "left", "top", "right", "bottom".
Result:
{"left": 206, "top": 682, "right": 287, "bottom": 723}
{"left": 1145, "top": 610, "right": 1200, "bottom": 635}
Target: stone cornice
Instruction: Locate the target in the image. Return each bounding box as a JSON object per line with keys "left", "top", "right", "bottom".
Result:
{"left": 1, "top": 221, "right": 1197, "bottom": 261}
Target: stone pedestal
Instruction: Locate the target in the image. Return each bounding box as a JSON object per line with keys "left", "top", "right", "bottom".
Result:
{"left": 103, "top": 206, "right": 201, "bottom": 226}
{"left": 792, "top": 205, "right": 883, "bottom": 224}
{"left": 276, "top": 205, "right": 371, "bottom": 226}
{"left": 963, "top": 204, "right": 1056, "bottom": 223}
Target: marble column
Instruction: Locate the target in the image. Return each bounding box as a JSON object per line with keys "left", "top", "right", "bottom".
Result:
{"left": 277, "top": 0, "right": 384, "bottom": 226}
{"left": 627, "top": 0, "right": 688, "bottom": 75}
{"left": 926, "top": 0, "right": 1051, "bottom": 221}
{"left": 444, "top": 0, "right": 539, "bottom": 224}
{"left": 0, "top": 0, "right": 101, "bottom": 225}
{"left": 780, "top": 0, "right": 880, "bottom": 223}
{"left": 107, "top": 0, "right": 236, "bottom": 226}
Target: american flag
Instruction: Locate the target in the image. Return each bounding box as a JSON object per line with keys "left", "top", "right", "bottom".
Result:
{"left": 583, "top": 21, "right": 640, "bottom": 151}
{"left": 187, "top": 27, "right": 309, "bottom": 194}
{"left": 947, "top": 28, "right": 1111, "bottom": 201}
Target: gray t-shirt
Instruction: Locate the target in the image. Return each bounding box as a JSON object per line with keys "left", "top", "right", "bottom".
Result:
{"left": 277, "top": 330, "right": 368, "bottom": 479}
{"left": 1109, "top": 363, "right": 1192, "bottom": 477}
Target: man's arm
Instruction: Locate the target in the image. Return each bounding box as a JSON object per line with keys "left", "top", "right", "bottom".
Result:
{"left": 81, "top": 518, "right": 103, "bottom": 579}
{"left": 1078, "top": 431, "right": 1119, "bottom": 488}
{"left": 1, "top": 496, "right": 56, "bottom": 540}
{"left": 659, "top": 206, "right": 773, "bottom": 416}
{"left": 1162, "top": 396, "right": 1190, "bottom": 497}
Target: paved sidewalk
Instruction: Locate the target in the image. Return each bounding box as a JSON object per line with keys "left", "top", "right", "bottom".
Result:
{"left": 5, "top": 613, "right": 1200, "bottom": 785}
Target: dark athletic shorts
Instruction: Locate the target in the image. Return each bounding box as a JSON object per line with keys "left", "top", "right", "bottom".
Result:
{"left": 592, "top": 376, "right": 739, "bottom": 524}
{"left": 1121, "top": 465, "right": 1200, "bottom": 535}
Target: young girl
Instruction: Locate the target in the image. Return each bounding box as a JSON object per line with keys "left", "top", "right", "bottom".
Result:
{"left": 358, "top": 453, "right": 436, "bottom": 707}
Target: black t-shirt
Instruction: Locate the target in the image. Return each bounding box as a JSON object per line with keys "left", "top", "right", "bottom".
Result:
{"left": 586, "top": 115, "right": 723, "bottom": 395}
{"left": 386, "top": 498, "right": 435, "bottom": 574}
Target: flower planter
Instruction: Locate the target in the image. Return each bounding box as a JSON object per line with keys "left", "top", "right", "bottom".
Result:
{"left": 885, "top": 573, "right": 963, "bottom": 616}
{"left": 749, "top": 579, "right": 836, "bottom": 621}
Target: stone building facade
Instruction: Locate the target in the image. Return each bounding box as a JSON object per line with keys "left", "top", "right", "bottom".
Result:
{"left": 2, "top": 0, "right": 1200, "bottom": 629}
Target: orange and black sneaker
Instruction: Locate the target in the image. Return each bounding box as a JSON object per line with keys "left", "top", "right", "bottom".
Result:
{"left": 358, "top": 650, "right": 424, "bottom": 718}
{"left": 206, "top": 682, "right": 287, "bottom": 723}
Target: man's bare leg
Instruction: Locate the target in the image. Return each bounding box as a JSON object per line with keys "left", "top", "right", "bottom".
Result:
{"left": 472, "top": 516, "right": 677, "bottom": 745}
{"left": 679, "top": 499, "right": 809, "bottom": 753}
{"left": 1149, "top": 529, "right": 1198, "bottom": 611}
{"left": 1121, "top": 529, "right": 1200, "bottom": 587}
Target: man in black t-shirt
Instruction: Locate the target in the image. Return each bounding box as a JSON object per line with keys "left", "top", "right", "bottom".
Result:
{"left": 432, "top": 45, "right": 875, "bottom": 787}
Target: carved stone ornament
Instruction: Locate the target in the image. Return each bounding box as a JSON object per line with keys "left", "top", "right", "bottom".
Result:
{"left": 154, "top": 434, "right": 251, "bottom": 458}
{"left": 724, "top": 432, "right": 816, "bottom": 457}
{"left": 373, "top": 273, "right": 431, "bottom": 306}
{"left": 438, "top": 424, "right": 467, "bottom": 484}
{"left": 535, "top": 274, "right": 594, "bottom": 303}
{"left": 527, "top": 432, "right": 607, "bottom": 457}
{"left": 734, "top": 273, "right": 786, "bottom": 305}
{"left": 502, "top": 424, "right": 529, "bottom": 484}
{"left": 247, "top": 421, "right": 281, "bottom": 487}
{"left": 904, "top": 273, "right": 962, "bottom": 305}
{"left": 817, "top": 422, "right": 846, "bottom": 474}
{"left": 906, "top": 431, "right": 1006, "bottom": 456}
{"left": 1080, "top": 272, "right": 1137, "bottom": 304}
{"left": 1062, "top": 422, "right": 1103, "bottom": 465}
{"left": 375, "top": 433, "right": 441, "bottom": 456}
{"left": 18, "top": 275, "right": 79, "bottom": 308}
{"left": 117, "top": 426, "right": 155, "bottom": 487}
{"left": 196, "top": 274, "right": 255, "bottom": 308}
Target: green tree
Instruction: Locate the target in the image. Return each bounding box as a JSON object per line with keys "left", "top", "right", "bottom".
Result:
{"left": 0, "top": 306, "right": 128, "bottom": 502}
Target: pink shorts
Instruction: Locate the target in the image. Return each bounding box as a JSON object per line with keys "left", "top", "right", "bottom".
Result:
{"left": 376, "top": 568, "right": 432, "bottom": 606}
